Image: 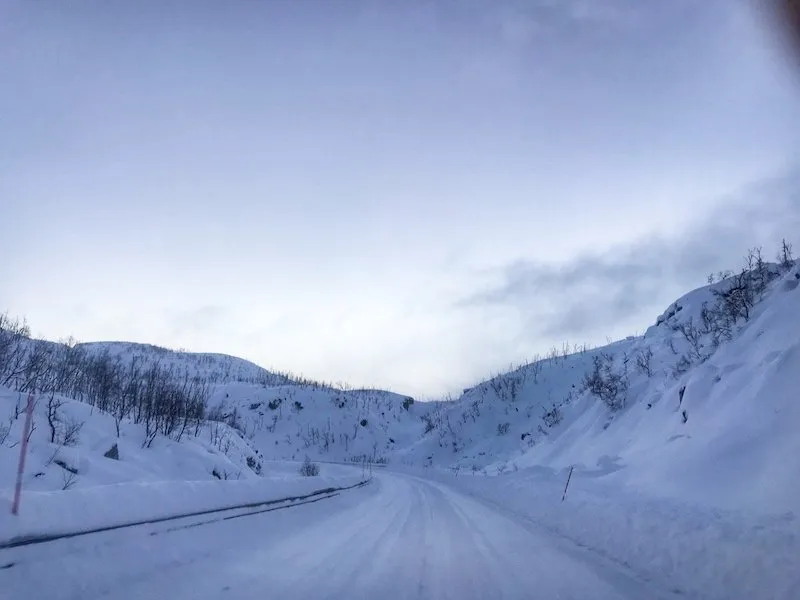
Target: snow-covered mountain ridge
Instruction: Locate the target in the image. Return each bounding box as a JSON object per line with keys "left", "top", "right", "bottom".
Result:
{"left": 2, "top": 245, "right": 798, "bottom": 517}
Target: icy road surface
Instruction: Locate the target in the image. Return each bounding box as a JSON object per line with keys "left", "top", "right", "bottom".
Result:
{"left": 0, "top": 472, "right": 681, "bottom": 600}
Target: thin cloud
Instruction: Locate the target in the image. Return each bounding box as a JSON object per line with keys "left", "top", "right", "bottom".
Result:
{"left": 459, "top": 169, "right": 800, "bottom": 343}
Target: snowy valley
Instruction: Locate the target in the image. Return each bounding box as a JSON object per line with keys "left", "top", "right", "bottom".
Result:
{"left": 1, "top": 243, "right": 799, "bottom": 599}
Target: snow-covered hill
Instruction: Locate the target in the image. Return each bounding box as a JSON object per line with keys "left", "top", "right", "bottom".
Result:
{"left": 210, "top": 383, "right": 421, "bottom": 464}
{"left": 2, "top": 248, "right": 799, "bottom": 600}
{"left": 2, "top": 246, "right": 798, "bottom": 521}
{"left": 400, "top": 256, "right": 800, "bottom": 514}
{"left": 0, "top": 385, "right": 261, "bottom": 493}
{"left": 77, "top": 341, "right": 291, "bottom": 386}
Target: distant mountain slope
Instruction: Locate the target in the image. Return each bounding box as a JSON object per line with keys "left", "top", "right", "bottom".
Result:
{"left": 210, "top": 383, "right": 421, "bottom": 464}
{"left": 77, "top": 341, "right": 289, "bottom": 386}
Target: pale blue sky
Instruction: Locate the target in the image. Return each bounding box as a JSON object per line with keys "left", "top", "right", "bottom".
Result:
{"left": 2, "top": 0, "right": 799, "bottom": 397}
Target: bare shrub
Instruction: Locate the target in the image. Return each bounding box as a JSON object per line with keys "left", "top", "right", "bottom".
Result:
{"left": 61, "top": 417, "right": 83, "bottom": 447}
{"left": 246, "top": 455, "right": 262, "bottom": 475}
{"left": 672, "top": 355, "right": 692, "bottom": 379}
{"left": 496, "top": 422, "right": 510, "bottom": 436}
{"left": 541, "top": 404, "right": 563, "bottom": 428}
{"left": 675, "top": 318, "right": 708, "bottom": 362}
{"left": 713, "top": 269, "right": 754, "bottom": 323}
{"left": 582, "top": 352, "right": 628, "bottom": 411}
{"left": 778, "top": 238, "right": 794, "bottom": 271}
{"left": 421, "top": 413, "right": 435, "bottom": 434}
{"left": 61, "top": 469, "right": 78, "bottom": 490}
{"left": 635, "top": 347, "right": 654, "bottom": 377}
{"left": 46, "top": 395, "right": 63, "bottom": 444}
{"left": 299, "top": 456, "right": 320, "bottom": 477}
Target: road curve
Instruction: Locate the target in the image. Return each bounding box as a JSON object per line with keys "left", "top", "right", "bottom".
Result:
{"left": 0, "top": 472, "right": 677, "bottom": 600}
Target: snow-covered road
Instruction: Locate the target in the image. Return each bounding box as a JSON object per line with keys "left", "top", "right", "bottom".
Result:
{"left": 0, "top": 472, "right": 681, "bottom": 600}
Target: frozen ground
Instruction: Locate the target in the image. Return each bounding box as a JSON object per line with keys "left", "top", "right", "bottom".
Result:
{"left": 399, "top": 465, "right": 799, "bottom": 600}
{"left": 0, "top": 470, "right": 687, "bottom": 600}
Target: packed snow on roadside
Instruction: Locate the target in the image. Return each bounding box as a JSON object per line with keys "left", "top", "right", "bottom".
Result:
{"left": 0, "top": 386, "right": 361, "bottom": 542}
{"left": 396, "top": 463, "right": 799, "bottom": 600}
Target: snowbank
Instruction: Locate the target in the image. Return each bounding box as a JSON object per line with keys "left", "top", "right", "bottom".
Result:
{"left": 398, "top": 466, "right": 800, "bottom": 600}
{"left": 0, "top": 470, "right": 365, "bottom": 545}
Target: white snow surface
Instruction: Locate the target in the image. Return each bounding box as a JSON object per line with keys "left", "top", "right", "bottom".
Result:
{"left": 396, "top": 465, "right": 799, "bottom": 600}
{"left": 0, "top": 465, "right": 362, "bottom": 544}
{"left": 0, "top": 472, "right": 687, "bottom": 600}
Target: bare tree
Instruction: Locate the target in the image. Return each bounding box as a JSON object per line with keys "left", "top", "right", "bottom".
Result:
{"left": 675, "top": 318, "right": 707, "bottom": 362}
{"left": 528, "top": 354, "right": 543, "bottom": 383}
{"left": 46, "top": 394, "right": 64, "bottom": 444}
{"left": 0, "top": 313, "right": 31, "bottom": 388}
{"left": 299, "top": 456, "right": 320, "bottom": 477}
{"left": 582, "top": 352, "right": 628, "bottom": 411}
{"left": 778, "top": 238, "right": 794, "bottom": 271}
{"left": 61, "top": 417, "right": 83, "bottom": 447}
{"left": 541, "top": 404, "right": 563, "bottom": 427}
{"left": 0, "top": 420, "right": 10, "bottom": 446}
{"left": 635, "top": 347, "right": 654, "bottom": 377}
{"left": 61, "top": 469, "right": 78, "bottom": 490}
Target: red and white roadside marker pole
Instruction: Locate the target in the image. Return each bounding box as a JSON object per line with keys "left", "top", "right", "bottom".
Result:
{"left": 11, "top": 393, "right": 35, "bottom": 516}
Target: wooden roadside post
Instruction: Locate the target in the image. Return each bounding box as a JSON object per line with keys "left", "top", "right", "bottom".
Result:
{"left": 561, "top": 465, "right": 574, "bottom": 502}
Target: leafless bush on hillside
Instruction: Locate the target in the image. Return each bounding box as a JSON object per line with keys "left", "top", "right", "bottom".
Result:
{"left": 246, "top": 455, "right": 262, "bottom": 475}
{"left": 541, "top": 404, "right": 563, "bottom": 428}
{"left": 61, "top": 417, "right": 83, "bottom": 447}
{"left": 671, "top": 355, "right": 692, "bottom": 379}
{"left": 675, "top": 318, "right": 708, "bottom": 362}
{"left": 635, "top": 347, "right": 654, "bottom": 377}
{"left": 547, "top": 346, "right": 560, "bottom": 363}
{"left": 778, "top": 238, "right": 794, "bottom": 271}
{"left": 699, "top": 301, "right": 733, "bottom": 349}
{"left": 713, "top": 268, "right": 755, "bottom": 322}
{"left": 582, "top": 352, "right": 628, "bottom": 411}
{"left": 46, "top": 395, "right": 64, "bottom": 444}
{"left": 496, "top": 422, "right": 510, "bottom": 436}
{"left": 0, "top": 420, "right": 10, "bottom": 446}
{"left": 61, "top": 469, "right": 78, "bottom": 490}
{"left": 45, "top": 445, "right": 61, "bottom": 467}
{"left": 422, "top": 413, "right": 435, "bottom": 434}
{"left": 0, "top": 313, "right": 31, "bottom": 388}
{"left": 46, "top": 391, "right": 83, "bottom": 446}
{"left": 299, "top": 456, "right": 320, "bottom": 477}
{"left": 527, "top": 355, "right": 543, "bottom": 383}
{"left": 750, "top": 246, "right": 773, "bottom": 298}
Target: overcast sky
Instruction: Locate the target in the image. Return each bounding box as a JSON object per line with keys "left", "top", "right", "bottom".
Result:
{"left": 2, "top": 0, "right": 799, "bottom": 397}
